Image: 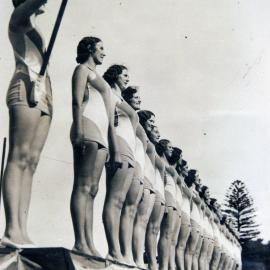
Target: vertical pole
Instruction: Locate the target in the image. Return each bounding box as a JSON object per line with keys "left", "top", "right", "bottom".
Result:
{"left": 0, "top": 137, "right": 7, "bottom": 209}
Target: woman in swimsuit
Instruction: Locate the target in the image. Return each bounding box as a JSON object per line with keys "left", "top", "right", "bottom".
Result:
{"left": 167, "top": 147, "right": 183, "bottom": 270}
{"left": 145, "top": 125, "right": 166, "bottom": 270}
{"left": 209, "top": 199, "right": 222, "bottom": 270}
{"left": 103, "top": 65, "right": 139, "bottom": 264}
{"left": 70, "top": 37, "right": 121, "bottom": 256}
{"left": 198, "top": 186, "right": 213, "bottom": 270}
{"left": 121, "top": 86, "right": 148, "bottom": 266}
{"left": 175, "top": 160, "right": 193, "bottom": 270}
{"left": 2, "top": 0, "right": 51, "bottom": 247}
{"left": 133, "top": 110, "right": 157, "bottom": 268}
{"left": 184, "top": 170, "right": 202, "bottom": 270}
{"left": 156, "top": 139, "right": 178, "bottom": 270}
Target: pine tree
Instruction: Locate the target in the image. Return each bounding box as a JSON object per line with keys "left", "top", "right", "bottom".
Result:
{"left": 223, "top": 180, "right": 260, "bottom": 245}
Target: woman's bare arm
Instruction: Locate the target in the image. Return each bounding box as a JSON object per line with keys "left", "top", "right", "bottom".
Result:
{"left": 72, "top": 65, "right": 87, "bottom": 142}
{"left": 117, "top": 100, "right": 139, "bottom": 132}
{"left": 136, "top": 124, "right": 148, "bottom": 151}
{"left": 10, "top": 0, "right": 47, "bottom": 27}
{"left": 90, "top": 74, "right": 120, "bottom": 156}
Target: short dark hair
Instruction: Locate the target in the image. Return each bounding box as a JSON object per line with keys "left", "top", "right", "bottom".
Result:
{"left": 199, "top": 185, "right": 209, "bottom": 199}
{"left": 137, "top": 110, "right": 155, "bottom": 128}
{"left": 103, "top": 65, "right": 127, "bottom": 87}
{"left": 122, "top": 86, "right": 138, "bottom": 105}
{"left": 168, "top": 147, "right": 182, "bottom": 165}
{"left": 155, "top": 139, "right": 170, "bottom": 157}
{"left": 184, "top": 169, "right": 197, "bottom": 187}
{"left": 76, "top": 36, "right": 101, "bottom": 64}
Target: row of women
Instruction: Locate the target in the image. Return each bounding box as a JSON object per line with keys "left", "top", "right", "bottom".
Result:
{"left": 1, "top": 1, "right": 242, "bottom": 270}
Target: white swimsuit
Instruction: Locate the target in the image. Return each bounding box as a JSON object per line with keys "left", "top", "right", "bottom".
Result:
{"left": 134, "top": 137, "right": 145, "bottom": 172}
{"left": 155, "top": 168, "right": 165, "bottom": 200}
{"left": 144, "top": 154, "right": 156, "bottom": 187}
{"left": 82, "top": 80, "right": 109, "bottom": 148}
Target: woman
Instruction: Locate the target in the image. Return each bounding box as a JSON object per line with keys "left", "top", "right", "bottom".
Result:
{"left": 145, "top": 125, "right": 166, "bottom": 270}
{"left": 209, "top": 199, "right": 222, "bottom": 270}
{"left": 2, "top": 0, "right": 52, "bottom": 248}
{"left": 198, "top": 186, "right": 214, "bottom": 270}
{"left": 70, "top": 37, "right": 121, "bottom": 256}
{"left": 184, "top": 170, "right": 202, "bottom": 270}
{"left": 168, "top": 147, "right": 183, "bottom": 270}
{"left": 121, "top": 86, "right": 149, "bottom": 266}
{"left": 175, "top": 160, "right": 193, "bottom": 270}
{"left": 156, "top": 139, "right": 178, "bottom": 270}
{"left": 103, "top": 65, "right": 139, "bottom": 264}
{"left": 133, "top": 110, "right": 157, "bottom": 269}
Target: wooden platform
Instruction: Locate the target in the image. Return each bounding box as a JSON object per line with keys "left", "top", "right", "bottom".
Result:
{"left": 0, "top": 247, "right": 146, "bottom": 270}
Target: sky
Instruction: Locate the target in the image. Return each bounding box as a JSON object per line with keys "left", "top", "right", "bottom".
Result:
{"left": 0, "top": 0, "right": 270, "bottom": 254}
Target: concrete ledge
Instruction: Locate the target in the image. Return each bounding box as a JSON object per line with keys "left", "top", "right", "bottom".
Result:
{"left": 0, "top": 247, "right": 145, "bottom": 270}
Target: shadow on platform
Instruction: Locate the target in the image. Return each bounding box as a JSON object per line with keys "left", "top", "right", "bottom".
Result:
{"left": 0, "top": 247, "right": 144, "bottom": 270}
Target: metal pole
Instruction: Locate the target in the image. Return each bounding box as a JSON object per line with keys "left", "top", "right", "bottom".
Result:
{"left": 0, "top": 137, "right": 7, "bottom": 209}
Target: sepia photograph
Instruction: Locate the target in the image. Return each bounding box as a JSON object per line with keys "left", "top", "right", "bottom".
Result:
{"left": 0, "top": 0, "right": 269, "bottom": 269}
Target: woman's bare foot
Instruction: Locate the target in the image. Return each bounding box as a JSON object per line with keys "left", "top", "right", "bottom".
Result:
{"left": 72, "top": 244, "right": 92, "bottom": 256}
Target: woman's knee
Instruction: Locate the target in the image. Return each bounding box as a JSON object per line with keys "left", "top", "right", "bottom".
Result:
{"left": 89, "top": 182, "right": 99, "bottom": 197}
{"left": 9, "top": 144, "right": 31, "bottom": 171}
{"left": 28, "top": 151, "right": 41, "bottom": 172}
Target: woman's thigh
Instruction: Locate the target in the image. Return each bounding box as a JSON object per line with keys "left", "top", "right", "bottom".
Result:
{"left": 73, "top": 142, "right": 99, "bottom": 179}
{"left": 8, "top": 106, "right": 42, "bottom": 157}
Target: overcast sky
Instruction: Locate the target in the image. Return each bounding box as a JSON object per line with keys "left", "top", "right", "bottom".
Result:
{"left": 0, "top": 0, "right": 270, "bottom": 254}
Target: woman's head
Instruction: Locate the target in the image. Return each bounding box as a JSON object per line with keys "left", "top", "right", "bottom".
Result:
{"left": 184, "top": 169, "right": 198, "bottom": 187}
{"left": 200, "top": 185, "right": 210, "bottom": 201}
{"left": 168, "top": 147, "right": 182, "bottom": 165}
{"left": 103, "top": 65, "right": 129, "bottom": 90}
{"left": 122, "top": 86, "right": 141, "bottom": 110}
{"left": 149, "top": 125, "right": 160, "bottom": 144}
{"left": 76, "top": 36, "right": 103, "bottom": 65}
{"left": 137, "top": 110, "right": 155, "bottom": 133}
{"left": 156, "top": 139, "right": 173, "bottom": 159}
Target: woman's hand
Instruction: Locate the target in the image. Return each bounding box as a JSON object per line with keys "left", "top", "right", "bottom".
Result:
{"left": 106, "top": 151, "right": 122, "bottom": 176}
{"left": 73, "top": 131, "right": 85, "bottom": 151}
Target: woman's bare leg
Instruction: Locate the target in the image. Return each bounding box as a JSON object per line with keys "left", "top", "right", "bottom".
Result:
{"left": 70, "top": 142, "right": 100, "bottom": 255}
{"left": 85, "top": 148, "right": 108, "bottom": 256}
{"left": 120, "top": 175, "right": 143, "bottom": 264}
{"left": 199, "top": 238, "right": 210, "bottom": 270}
{"left": 133, "top": 188, "right": 156, "bottom": 268}
{"left": 193, "top": 234, "right": 203, "bottom": 270}
{"left": 206, "top": 241, "right": 214, "bottom": 270}
{"left": 169, "top": 214, "right": 181, "bottom": 270}
{"left": 158, "top": 207, "right": 176, "bottom": 270}
{"left": 184, "top": 227, "right": 200, "bottom": 270}
{"left": 217, "top": 252, "right": 226, "bottom": 270}
{"left": 145, "top": 200, "right": 165, "bottom": 270}
{"left": 3, "top": 106, "right": 44, "bottom": 244}
{"left": 19, "top": 113, "right": 51, "bottom": 243}
{"left": 210, "top": 246, "right": 221, "bottom": 270}
{"left": 102, "top": 160, "right": 134, "bottom": 262}
{"left": 176, "top": 223, "right": 191, "bottom": 270}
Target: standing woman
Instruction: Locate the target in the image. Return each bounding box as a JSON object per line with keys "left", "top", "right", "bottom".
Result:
{"left": 209, "top": 199, "right": 222, "bottom": 270}
{"left": 198, "top": 186, "right": 212, "bottom": 270}
{"left": 184, "top": 170, "right": 202, "bottom": 270}
{"left": 2, "top": 0, "right": 52, "bottom": 247}
{"left": 175, "top": 160, "right": 193, "bottom": 270}
{"left": 156, "top": 139, "right": 178, "bottom": 270}
{"left": 168, "top": 147, "right": 183, "bottom": 270}
{"left": 133, "top": 110, "right": 157, "bottom": 268}
{"left": 70, "top": 37, "right": 120, "bottom": 256}
{"left": 103, "top": 65, "right": 139, "bottom": 263}
{"left": 145, "top": 125, "right": 166, "bottom": 270}
{"left": 121, "top": 86, "right": 148, "bottom": 265}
